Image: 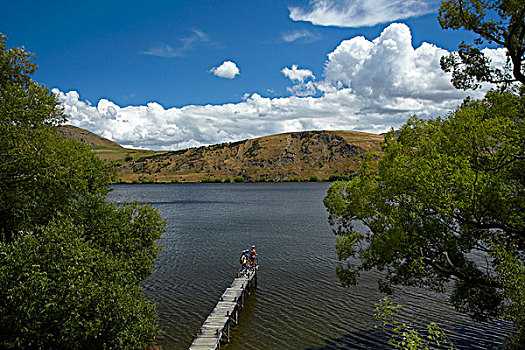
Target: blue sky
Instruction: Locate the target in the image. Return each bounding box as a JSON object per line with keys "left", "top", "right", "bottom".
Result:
{"left": 2, "top": 0, "right": 500, "bottom": 150}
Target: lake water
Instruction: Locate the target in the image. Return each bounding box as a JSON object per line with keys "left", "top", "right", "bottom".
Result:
{"left": 109, "top": 183, "right": 510, "bottom": 350}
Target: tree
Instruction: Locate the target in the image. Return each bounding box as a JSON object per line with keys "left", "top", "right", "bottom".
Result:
{"left": 438, "top": 0, "right": 525, "bottom": 90}
{"left": 0, "top": 215, "right": 162, "bottom": 349}
{"left": 489, "top": 239, "right": 525, "bottom": 348}
{"left": 0, "top": 34, "right": 114, "bottom": 241}
{"left": 324, "top": 90, "right": 524, "bottom": 323}
{"left": 0, "top": 34, "right": 166, "bottom": 348}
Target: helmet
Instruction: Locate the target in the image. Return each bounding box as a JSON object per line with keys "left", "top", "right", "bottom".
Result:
{"left": 251, "top": 245, "right": 255, "bottom": 248}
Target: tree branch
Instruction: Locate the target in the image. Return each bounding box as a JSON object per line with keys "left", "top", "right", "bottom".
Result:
{"left": 419, "top": 247, "right": 501, "bottom": 288}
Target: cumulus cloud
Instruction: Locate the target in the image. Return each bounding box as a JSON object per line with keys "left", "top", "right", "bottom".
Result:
{"left": 323, "top": 23, "right": 471, "bottom": 104}
{"left": 210, "top": 61, "right": 240, "bottom": 79}
{"left": 282, "top": 65, "right": 317, "bottom": 97}
{"left": 289, "top": 0, "right": 440, "bottom": 27}
{"left": 56, "top": 23, "right": 503, "bottom": 151}
{"left": 281, "top": 64, "right": 316, "bottom": 83}
{"left": 287, "top": 81, "right": 318, "bottom": 97}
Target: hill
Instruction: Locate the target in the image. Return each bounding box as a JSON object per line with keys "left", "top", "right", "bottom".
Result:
{"left": 57, "top": 125, "right": 166, "bottom": 164}
{"left": 57, "top": 125, "right": 121, "bottom": 147}
{"left": 57, "top": 126, "right": 383, "bottom": 183}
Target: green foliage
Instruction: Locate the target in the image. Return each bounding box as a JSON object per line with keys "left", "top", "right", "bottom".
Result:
{"left": 490, "top": 240, "right": 525, "bottom": 348}
{"left": 233, "top": 176, "right": 245, "bottom": 183}
{"left": 124, "top": 155, "right": 133, "bottom": 162}
{"left": 0, "top": 35, "right": 64, "bottom": 128}
{"left": 0, "top": 34, "right": 166, "bottom": 348}
{"left": 0, "top": 219, "right": 161, "bottom": 349}
{"left": 438, "top": 0, "right": 525, "bottom": 89}
{"left": 223, "top": 177, "right": 232, "bottom": 183}
{"left": 0, "top": 128, "right": 115, "bottom": 239}
{"left": 374, "top": 298, "right": 454, "bottom": 350}
{"left": 0, "top": 34, "right": 115, "bottom": 240}
{"left": 324, "top": 91, "right": 525, "bottom": 321}
{"left": 329, "top": 174, "right": 351, "bottom": 182}
{"left": 68, "top": 197, "right": 166, "bottom": 282}
{"left": 201, "top": 177, "right": 222, "bottom": 183}
{"left": 309, "top": 175, "right": 319, "bottom": 182}
{"left": 257, "top": 176, "right": 269, "bottom": 182}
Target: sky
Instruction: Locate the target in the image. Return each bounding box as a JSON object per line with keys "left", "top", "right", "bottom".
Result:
{"left": 2, "top": 0, "right": 505, "bottom": 150}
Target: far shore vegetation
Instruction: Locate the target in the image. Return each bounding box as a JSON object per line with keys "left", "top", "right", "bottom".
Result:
{"left": 111, "top": 172, "right": 350, "bottom": 184}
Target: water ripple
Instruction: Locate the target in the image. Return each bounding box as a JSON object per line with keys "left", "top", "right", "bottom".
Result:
{"left": 110, "top": 184, "right": 511, "bottom": 350}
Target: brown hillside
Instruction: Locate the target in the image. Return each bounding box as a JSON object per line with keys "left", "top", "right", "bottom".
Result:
{"left": 56, "top": 126, "right": 384, "bottom": 183}
{"left": 117, "top": 130, "right": 383, "bottom": 183}
{"left": 57, "top": 125, "right": 122, "bottom": 148}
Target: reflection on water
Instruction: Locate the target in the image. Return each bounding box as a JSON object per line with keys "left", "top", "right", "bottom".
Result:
{"left": 109, "top": 183, "right": 510, "bottom": 350}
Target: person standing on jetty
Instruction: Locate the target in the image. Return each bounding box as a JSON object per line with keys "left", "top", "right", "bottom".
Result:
{"left": 240, "top": 249, "right": 248, "bottom": 270}
{"left": 249, "top": 245, "right": 257, "bottom": 268}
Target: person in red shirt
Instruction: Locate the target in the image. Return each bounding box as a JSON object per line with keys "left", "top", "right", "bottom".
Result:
{"left": 249, "top": 245, "right": 257, "bottom": 268}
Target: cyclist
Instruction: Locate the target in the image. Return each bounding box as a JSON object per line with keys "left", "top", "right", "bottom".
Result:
{"left": 240, "top": 250, "right": 249, "bottom": 273}
{"left": 249, "top": 245, "right": 257, "bottom": 268}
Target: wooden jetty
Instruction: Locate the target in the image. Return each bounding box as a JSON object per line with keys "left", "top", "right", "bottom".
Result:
{"left": 189, "top": 266, "right": 258, "bottom": 350}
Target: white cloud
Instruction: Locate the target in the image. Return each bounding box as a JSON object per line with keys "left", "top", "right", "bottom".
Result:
{"left": 323, "top": 23, "right": 469, "bottom": 103}
{"left": 56, "top": 23, "right": 503, "bottom": 151}
{"left": 287, "top": 81, "right": 318, "bottom": 97}
{"left": 289, "top": 0, "right": 440, "bottom": 28}
{"left": 282, "top": 65, "right": 317, "bottom": 97}
{"left": 142, "top": 29, "right": 210, "bottom": 57}
{"left": 281, "top": 30, "right": 319, "bottom": 43}
{"left": 210, "top": 61, "right": 240, "bottom": 79}
{"left": 281, "top": 64, "right": 315, "bottom": 83}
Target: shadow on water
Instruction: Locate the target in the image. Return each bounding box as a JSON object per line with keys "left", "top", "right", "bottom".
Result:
{"left": 223, "top": 290, "right": 259, "bottom": 349}
{"left": 306, "top": 322, "right": 510, "bottom": 350}
{"left": 306, "top": 328, "right": 390, "bottom": 350}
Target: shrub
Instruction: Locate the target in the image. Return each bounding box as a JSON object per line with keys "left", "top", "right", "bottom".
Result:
{"left": 0, "top": 212, "right": 164, "bottom": 349}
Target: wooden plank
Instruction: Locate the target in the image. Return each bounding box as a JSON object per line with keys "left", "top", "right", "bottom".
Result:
{"left": 215, "top": 301, "right": 237, "bottom": 311}
{"left": 209, "top": 308, "right": 232, "bottom": 317}
{"left": 203, "top": 318, "right": 228, "bottom": 325}
{"left": 204, "top": 315, "right": 230, "bottom": 323}
{"left": 230, "top": 280, "right": 248, "bottom": 290}
{"left": 200, "top": 327, "right": 224, "bottom": 334}
{"left": 202, "top": 323, "right": 227, "bottom": 330}
{"left": 221, "top": 287, "right": 243, "bottom": 298}
{"left": 190, "top": 337, "right": 220, "bottom": 347}
{"left": 189, "top": 346, "right": 218, "bottom": 350}
{"left": 190, "top": 337, "right": 220, "bottom": 344}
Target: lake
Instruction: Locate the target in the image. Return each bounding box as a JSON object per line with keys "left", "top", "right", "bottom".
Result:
{"left": 109, "top": 183, "right": 510, "bottom": 349}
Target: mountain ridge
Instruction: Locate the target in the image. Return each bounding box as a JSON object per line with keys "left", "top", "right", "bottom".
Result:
{"left": 58, "top": 125, "right": 383, "bottom": 183}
